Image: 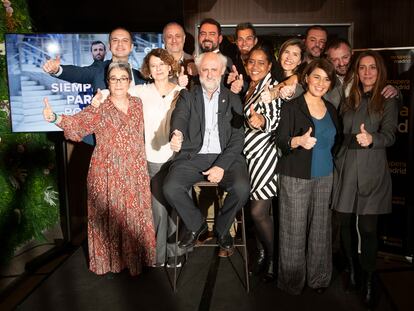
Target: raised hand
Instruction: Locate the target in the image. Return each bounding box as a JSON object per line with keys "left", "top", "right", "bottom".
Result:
{"left": 202, "top": 165, "right": 224, "bottom": 183}
{"left": 170, "top": 129, "right": 183, "bottom": 152}
{"left": 279, "top": 84, "right": 296, "bottom": 100}
{"left": 227, "top": 65, "right": 239, "bottom": 85}
{"left": 42, "top": 55, "right": 61, "bottom": 74}
{"left": 260, "top": 81, "right": 273, "bottom": 104}
{"left": 91, "top": 89, "right": 104, "bottom": 107}
{"left": 356, "top": 123, "right": 372, "bottom": 147}
{"left": 299, "top": 127, "right": 317, "bottom": 149}
{"left": 230, "top": 73, "right": 243, "bottom": 94}
{"left": 178, "top": 66, "right": 189, "bottom": 88}
{"left": 43, "top": 97, "right": 58, "bottom": 124}
{"left": 248, "top": 104, "right": 265, "bottom": 129}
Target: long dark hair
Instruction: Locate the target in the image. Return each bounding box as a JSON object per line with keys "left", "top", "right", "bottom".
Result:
{"left": 343, "top": 50, "right": 387, "bottom": 114}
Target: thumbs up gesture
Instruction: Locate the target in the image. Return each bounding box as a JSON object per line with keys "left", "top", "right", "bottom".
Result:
{"left": 299, "top": 127, "right": 317, "bottom": 149}
{"left": 43, "top": 55, "right": 61, "bottom": 74}
{"left": 91, "top": 89, "right": 106, "bottom": 108}
{"left": 356, "top": 123, "right": 372, "bottom": 147}
{"left": 260, "top": 81, "right": 273, "bottom": 104}
{"left": 227, "top": 65, "right": 239, "bottom": 84}
{"left": 170, "top": 129, "right": 183, "bottom": 152}
{"left": 230, "top": 73, "right": 243, "bottom": 94}
{"left": 43, "top": 97, "right": 61, "bottom": 124}
{"left": 178, "top": 66, "right": 189, "bottom": 88}
{"left": 248, "top": 104, "right": 265, "bottom": 129}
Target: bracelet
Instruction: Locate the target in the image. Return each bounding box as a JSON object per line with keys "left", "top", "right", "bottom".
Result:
{"left": 50, "top": 112, "right": 58, "bottom": 123}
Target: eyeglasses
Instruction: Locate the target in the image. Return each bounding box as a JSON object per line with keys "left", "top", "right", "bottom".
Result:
{"left": 108, "top": 77, "right": 129, "bottom": 84}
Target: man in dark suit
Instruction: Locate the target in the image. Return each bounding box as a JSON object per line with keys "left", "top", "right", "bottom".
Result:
{"left": 163, "top": 52, "right": 250, "bottom": 251}
{"left": 43, "top": 27, "right": 145, "bottom": 91}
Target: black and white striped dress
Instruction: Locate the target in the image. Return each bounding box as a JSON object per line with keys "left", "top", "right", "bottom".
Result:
{"left": 243, "top": 73, "right": 281, "bottom": 201}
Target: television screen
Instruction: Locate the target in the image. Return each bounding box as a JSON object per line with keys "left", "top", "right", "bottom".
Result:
{"left": 5, "top": 33, "right": 163, "bottom": 132}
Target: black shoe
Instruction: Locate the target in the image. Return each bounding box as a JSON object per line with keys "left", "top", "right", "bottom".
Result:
{"left": 252, "top": 249, "right": 266, "bottom": 275}
{"left": 362, "top": 272, "right": 375, "bottom": 308}
{"left": 178, "top": 222, "right": 208, "bottom": 249}
{"left": 218, "top": 233, "right": 234, "bottom": 250}
{"left": 262, "top": 260, "right": 275, "bottom": 282}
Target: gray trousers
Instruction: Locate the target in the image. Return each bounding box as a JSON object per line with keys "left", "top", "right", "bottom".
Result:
{"left": 148, "top": 161, "right": 185, "bottom": 264}
{"left": 277, "top": 174, "right": 333, "bottom": 295}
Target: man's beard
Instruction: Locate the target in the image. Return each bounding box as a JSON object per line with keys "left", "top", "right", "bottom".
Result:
{"left": 200, "top": 76, "right": 220, "bottom": 92}
{"left": 200, "top": 40, "right": 218, "bottom": 53}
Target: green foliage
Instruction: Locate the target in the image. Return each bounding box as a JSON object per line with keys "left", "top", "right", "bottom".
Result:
{"left": 0, "top": 2, "right": 61, "bottom": 264}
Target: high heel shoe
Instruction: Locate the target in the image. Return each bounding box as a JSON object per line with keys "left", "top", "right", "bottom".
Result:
{"left": 262, "top": 259, "right": 275, "bottom": 282}
{"left": 252, "top": 249, "right": 266, "bottom": 275}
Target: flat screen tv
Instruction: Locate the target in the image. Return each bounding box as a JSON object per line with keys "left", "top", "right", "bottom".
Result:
{"left": 5, "top": 33, "right": 163, "bottom": 132}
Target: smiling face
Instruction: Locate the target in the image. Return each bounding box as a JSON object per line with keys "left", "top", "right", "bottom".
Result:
{"left": 108, "top": 67, "right": 130, "bottom": 96}
{"left": 326, "top": 43, "right": 352, "bottom": 77}
{"left": 163, "top": 24, "right": 185, "bottom": 55}
{"left": 305, "top": 67, "right": 331, "bottom": 98}
{"left": 236, "top": 28, "right": 257, "bottom": 56}
{"left": 198, "top": 53, "right": 224, "bottom": 93}
{"left": 148, "top": 55, "right": 171, "bottom": 81}
{"left": 246, "top": 49, "right": 272, "bottom": 82}
{"left": 358, "top": 56, "right": 378, "bottom": 92}
{"left": 279, "top": 44, "right": 302, "bottom": 75}
{"left": 198, "top": 23, "right": 222, "bottom": 53}
{"left": 109, "top": 28, "right": 133, "bottom": 61}
{"left": 304, "top": 29, "right": 327, "bottom": 58}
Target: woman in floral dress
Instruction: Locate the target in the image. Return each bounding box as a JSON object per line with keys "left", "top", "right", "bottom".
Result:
{"left": 43, "top": 62, "right": 155, "bottom": 276}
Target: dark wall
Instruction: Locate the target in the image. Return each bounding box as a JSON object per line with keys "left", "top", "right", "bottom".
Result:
{"left": 27, "top": 0, "right": 184, "bottom": 32}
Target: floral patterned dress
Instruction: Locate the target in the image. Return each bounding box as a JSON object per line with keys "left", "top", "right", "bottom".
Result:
{"left": 59, "top": 95, "right": 155, "bottom": 275}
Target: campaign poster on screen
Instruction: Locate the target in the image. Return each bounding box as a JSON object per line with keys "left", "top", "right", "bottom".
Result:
{"left": 5, "top": 33, "right": 163, "bottom": 132}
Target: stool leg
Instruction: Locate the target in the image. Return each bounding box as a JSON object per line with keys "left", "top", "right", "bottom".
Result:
{"left": 241, "top": 208, "right": 250, "bottom": 292}
{"left": 174, "top": 215, "right": 179, "bottom": 292}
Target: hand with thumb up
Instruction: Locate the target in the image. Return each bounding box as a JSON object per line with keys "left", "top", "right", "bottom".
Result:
{"left": 178, "top": 66, "right": 189, "bottom": 88}
{"left": 42, "top": 55, "right": 61, "bottom": 74}
{"left": 248, "top": 104, "right": 265, "bottom": 129}
{"left": 299, "top": 127, "right": 317, "bottom": 149}
{"left": 43, "top": 97, "right": 61, "bottom": 124}
{"left": 356, "top": 123, "right": 372, "bottom": 147}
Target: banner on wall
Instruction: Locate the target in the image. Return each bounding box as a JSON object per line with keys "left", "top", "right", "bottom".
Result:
{"left": 354, "top": 47, "right": 414, "bottom": 256}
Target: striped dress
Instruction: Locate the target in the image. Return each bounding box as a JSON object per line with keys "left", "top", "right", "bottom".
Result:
{"left": 243, "top": 72, "right": 281, "bottom": 200}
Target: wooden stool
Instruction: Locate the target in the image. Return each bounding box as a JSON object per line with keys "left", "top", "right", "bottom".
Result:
{"left": 172, "top": 181, "right": 250, "bottom": 292}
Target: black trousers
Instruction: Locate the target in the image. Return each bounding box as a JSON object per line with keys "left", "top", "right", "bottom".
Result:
{"left": 163, "top": 154, "right": 250, "bottom": 236}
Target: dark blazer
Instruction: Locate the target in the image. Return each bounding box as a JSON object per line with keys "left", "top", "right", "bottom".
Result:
{"left": 275, "top": 94, "right": 341, "bottom": 179}
{"left": 170, "top": 84, "right": 245, "bottom": 171}
{"left": 58, "top": 60, "right": 145, "bottom": 91}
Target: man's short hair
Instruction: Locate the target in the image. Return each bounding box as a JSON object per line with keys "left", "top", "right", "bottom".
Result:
{"left": 325, "top": 37, "right": 352, "bottom": 53}
{"left": 90, "top": 40, "right": 106, "bottom": 52}
{"left": 162, "top": 22, "right": 186, "bottom": 39}
{"left": 109, "top": 27, "right": 133, "bottom": 43}
{"left": 235, "top": 22, "right": 256, "bottom": 38}
{"left": 305, "top": 25, "right": 328, "bottom": 38}
{"left": 199, "top": 18, "right": 222, "bottom": 35}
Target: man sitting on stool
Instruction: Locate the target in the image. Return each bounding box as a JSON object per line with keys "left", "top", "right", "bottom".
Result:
{"left": 163, "top": 52, "right": 250, "bottom": 253}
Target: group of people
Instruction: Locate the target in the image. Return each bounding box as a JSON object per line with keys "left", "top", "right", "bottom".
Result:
{"left": 41, "top": 18, "right": 399, "bottom": 308}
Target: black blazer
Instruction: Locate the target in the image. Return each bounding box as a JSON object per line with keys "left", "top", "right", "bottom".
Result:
{"left": 170, "top": 84, "right": 245, "bottom": 171}
{"left": 275, "top": 94, "right": 341, "bottom": 179}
